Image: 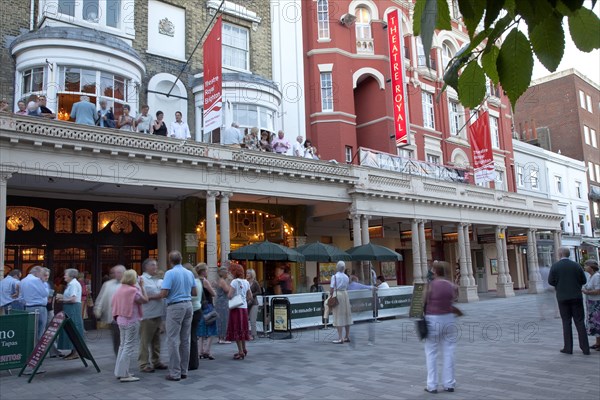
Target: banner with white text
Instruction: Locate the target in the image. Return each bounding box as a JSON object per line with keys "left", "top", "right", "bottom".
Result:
{"left": 468, "top": 111, "right": 496, "bottom": 184}
{"left": 203, "top": 16, "right": 223, "bottom": 135}
{"left": 387, "top": 9, "right": 409, "bottom": 145}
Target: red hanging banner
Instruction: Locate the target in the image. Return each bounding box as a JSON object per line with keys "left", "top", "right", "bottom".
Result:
{"left": 387, "top": 9, "right": 409, "bottom": 145}
{"left": 203, "top": 16, "right": 223, "bottom": 135}
{"left": 468, "top": 111, "right": 496, "bottom": 184}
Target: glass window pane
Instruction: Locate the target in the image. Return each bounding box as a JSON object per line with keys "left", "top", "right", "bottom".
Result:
{"left": 83, "top": 0, "right": 100, "bottom": 22}
{"left": 58, "top": 0, "right": 76, "bottom": 17}
{"left": 100, "top": 72, "right": 113, "bottom": 97}
{"left": 32, "top": 68, "right": 44, "bottom": 92}
{"left": 248, "top": 105, "right": 258, "bottom": 126}
{"left": 22, "top": 70, "right": 32, "bottom": 95}
{"left": 64, "top": 68, "right": 81, "bottom": 92}
{"left": 81, "top": 70, "right": 96, "bottom": 94}
{"left": 106, "top": 0, "right": 121, "bottom": 28}
{"left": 114, "top": 77, "right": 125, "bottom": 100}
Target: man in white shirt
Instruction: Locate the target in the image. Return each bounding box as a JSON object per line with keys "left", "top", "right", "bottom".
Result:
{"left": 136, "top": 105, "right": 152, "bottom": 133}
{"left": 292, "top": 135, "right": 304, "bottom": 157}
{"left": 20, "top": 266, "right": 49, "bottom": 342}
{"left": 170, "top": 111, "right": 191, "bottom": 140}
{"left": 221, "top": 122, "right": 244, "bottom": 147}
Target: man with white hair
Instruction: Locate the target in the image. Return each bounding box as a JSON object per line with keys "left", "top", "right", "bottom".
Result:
{"left": 20, "top": 266, "right": 49, "bottom": 342}
{"left": 70, "top": 95, "right": 97, "bottom": 126}
{"left": 292, "top": 135, "right": 304, "bottom": 157}
{"left": 94, "top": 265, "right": 126, "bottom": 355}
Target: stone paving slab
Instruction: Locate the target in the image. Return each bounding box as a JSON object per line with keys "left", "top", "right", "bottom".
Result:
{"left": 1, "top": 291, "right": 599, "bottom": 399}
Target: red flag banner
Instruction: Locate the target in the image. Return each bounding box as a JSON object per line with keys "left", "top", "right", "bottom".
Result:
{"left": 387, "top": 9, "right": 409, "bottom": 145}
{"left": 203, "top": 16, "right": 223, "bottom": 135}
{"left": 468, "top": 111, "right": 496, "bottom": 184}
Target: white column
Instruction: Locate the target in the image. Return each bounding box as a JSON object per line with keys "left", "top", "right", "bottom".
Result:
{"left": 206, "top": 191, "right": 219, "bottom": 281}
{"left": 457, "top": 223, "right": 468, "bottom": 285}
{"left": 496, "top": 226, "right": 515, "bottom": 297}
{"left": 361, "top": 215, "right": 370, "bottom": 245}
{"left": 168, "top": 201, "right": 182, "bottom": 255}
{"left": 219, "top": 192, "right": 232, "bottom": 266}
{"left": 527, "top": 228, "right": 544, "bottom": 293}
{"left": 553, "top": 230, "right": 562, "bottom": 263}
{"left": 419, "top": 220, "right": 428, "bottom": 280}
{"left": 502, "top": 227, "right": 512, "bottom": 283}
{"left": 0, "top": 174, "right": 11, "bottom": 280}
{"left": 154, "top": 203, "right": 169, "bottom": 271}
{"left": 464, "top": 224, "right": 476, "bottom": 286}
{"left": 352, "top": 214, "right": 362, "bottom": 247}
{"left": 411, "top": 219, "right": 422, "bottom": 283}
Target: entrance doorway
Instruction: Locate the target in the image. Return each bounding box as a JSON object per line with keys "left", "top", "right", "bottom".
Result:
{"left": 474, "top": 250, "right": 488, "bottom": 293}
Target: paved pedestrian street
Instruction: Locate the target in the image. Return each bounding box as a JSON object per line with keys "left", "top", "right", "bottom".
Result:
{"left": 1, "top": 291, "right": 599, "bottom": 400}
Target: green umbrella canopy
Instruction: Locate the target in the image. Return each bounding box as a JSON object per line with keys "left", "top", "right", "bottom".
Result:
{"left": 228, "top": 240, "right": 305, "bottom": 262}
{"left": 346, "top": 243, "right": 402, "bottom": 262}
{"left": 295, "top": 241, "right": 353, "bottom": 262}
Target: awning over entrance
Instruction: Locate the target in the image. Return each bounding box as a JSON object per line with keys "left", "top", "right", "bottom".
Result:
{"left": 582, "top": 239, "right": 600, "bottom": 248}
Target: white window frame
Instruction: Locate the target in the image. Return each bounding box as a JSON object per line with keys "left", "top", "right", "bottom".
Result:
{"left": 355, "top": 7, "right": 372, "bottom": 40}
{"left": 490, "top": 115, "right": 500, "bottom": 148}
{"left": 578, "top": 214, "right": 586, "bottom": 234}
{"left": 495, "top": 170, "right": 505, "bottom": 191}
{"left": 575, "top": 181, "right": 582, "bottom": 199}
{"left": 426, "top": 153, "right": 440, "bottom": 165}
{"left": 222, "top": 23, "right": 250, "bottom": 72}
{"left": 422, "top": 91, "right": 435, "bottom": 129}
{"left": 46, "top": 0, "right": 129, "bottom": 37}
{"left": 593, "top": 202, "right": 599, "bottom": 218}
{"left": 317, "top": 0, "right": 330, "bottom": 40}
{"left": 579, "top": 90, "right": 586, "bottom": 109}
{"left": 517, "top": 165, "right": 524, "bottom": 187}
{"left": 591, "top": 128, "right": 598, "bottom": 148}
{"left": 596, "top": 164, "right": 600, "bottom": 183}
{"left": 441, "top": 42, "right": 454, "bottom": 70}
{"left": 20, "top": 67, "right": 46, "bottom": 99}
{"left": 584, "top": 125, "right": 591, "bottom": 145}
{"left": 590, "top": 161, "right": 597, "bottom": 182}
{"left": 231, "top": 103, "right": 274, "bottom": 134}
{"left": 345, "top": 146, "right": 353, "bottom": 163}
{"left": 530, "top": 169, "right": 539, "bottom": 189}
{"left": 555, "top": 175, "right": 563, "bottom": 194}
{"left": 586, "top": 94, "right": 593, "bottom": 113}
{"left": 448, "top": 101, "right": 464, "bottom": 137}
{"left": 320, "top": 72, "right": 334, "bottom": 112}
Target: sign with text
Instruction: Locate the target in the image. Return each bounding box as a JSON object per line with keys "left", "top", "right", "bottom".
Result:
{"left": 19, "top": 312, "right": 100, "bottom": 382}
{"left": 409, "top": 283, "right": 426, "bottom": 318}
{"left": 387, "top": 9, "right": 409, "bottom": 145}
{"left": 0, "top": 311, "right": 36, "bottom": 370}
{"left": 468, "top": 111, "right": 496, "bottom": 185}
{"left": 203, "top": 16, "right": 223, "bottom": 135}
{"left": 264, "top": 217, "right": 284, "bottom": 242}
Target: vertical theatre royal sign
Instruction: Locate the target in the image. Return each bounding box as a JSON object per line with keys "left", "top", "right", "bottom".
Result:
{"left": 387, "top": 9, "right": 410, "bottom": 146}
{"left": 468, "top": 111, "right": 496, "bottom": 185}
{"left": 203, "top": 16, "right": 223, "bottom": 135}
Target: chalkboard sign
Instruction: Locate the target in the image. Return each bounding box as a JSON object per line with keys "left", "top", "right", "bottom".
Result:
{"left": 270, "top": 297, "right": 291, "bottom": 340}
{"left": 18, "top": 311, "right": 100, "bottom": 382}
{"left": 409, "top": 283, "right": 426, "bottom": 318}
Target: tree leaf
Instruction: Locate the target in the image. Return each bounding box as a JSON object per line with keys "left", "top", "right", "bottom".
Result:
{"left": 497, "top": 28, "right": 534, "bottom": 109}
{"left": 561, "top": 0, "right": 585, "bottom": 12}
{"left": 444, "top": 58, "right": 462, "bottom": 91}
{"left": 529, "top": 13, "right": 565, "bottom": 72}
{"left": 484, "top": 14, "right": 512, "bottom": 52}
{"left": 556, "top": 0, "right": 576, "bottom": 16}
{"left": 515, "top": 0, "right": 554, "bottom": 28}
{"left": 458, "top": 0, "right": 486, "bottom": 38}
{"left": 436, "top": 0, "right": 452, "bottom": 31}
{"left": 504, "top": 0, "right": 516, "bottom": 17}
{"left": 481, "top": 46, "right": 500, "bottom": 84}
{"left": 458, "top": 62, "right": 487, "bottom": 108}
{"left": 420, "top": 0, "right": 438, "bottom": 69}
{"left": 413, "top": 0, "right": 426, "bottom": 36}
{"left": 484, "top": 0, "right": 505, "bottom": 29}
{"left": 568, "top": 7, "right": 600, "bottom": 52}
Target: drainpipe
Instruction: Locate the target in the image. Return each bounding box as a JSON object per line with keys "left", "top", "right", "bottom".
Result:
{"left": 30, "top": 0, "right": 35, "bottom": 30}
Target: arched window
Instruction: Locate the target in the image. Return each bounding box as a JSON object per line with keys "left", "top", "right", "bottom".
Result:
{"left": 355, "top": 7, "right": 373, "bottom": 53}
{"left": 442, "top": 42, "right": 455, "bottom": 70}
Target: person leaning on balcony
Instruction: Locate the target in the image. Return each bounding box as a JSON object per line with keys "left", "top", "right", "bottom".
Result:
{"left": 303, "top": 139, "right": 319, "bottom": 160}
{"left": 117, "top": 104, "right": 135, "bottom": 131}
{"left": 38, "top": 95, "right": 56, "bottom": 119}
{"left": 15, "top": 100, "right": 27, "bottom": 115}
{"left": 292, "top": 135, "right": 304, "bottom": 157}
{"left": 70, "top": 95, "right": 97, "bottom": 126}
{"left": 0, "top": 98, "right": 8, "bottom": 112}
{"left": 272, "top": 130, "right": 291, "bottom": 154}
{"left": 151, "top": 111, "right": 168, "bottom": 136}
{"left": 221, "top": 122, "right": 244, "bottom": 147}
{"left": 244, "top": 127, "right": 260, "bottom": 150}
{"left": 97, "top": 100, "right": 115, "bottom": 128}
{"left": 258, "top": 130, "right": 273, "bottom": 152}
{"left": 170, "top": 111, "right": 191, "bottom": 140}
{"left": 136, "top": 105, "right": 152, "bottom": 133}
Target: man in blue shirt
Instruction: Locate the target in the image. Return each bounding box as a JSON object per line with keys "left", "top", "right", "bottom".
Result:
{"left": 70, "top": 95, "right": 97, "bottom": 126}
{"left": 160, "top": 251, "right": 197, "bottom": 381}
{"left": 20, "top": 266, "right": 49, "bottom": 342}
{"left": 0, "top": 269, "right": 22, "bottom": 314}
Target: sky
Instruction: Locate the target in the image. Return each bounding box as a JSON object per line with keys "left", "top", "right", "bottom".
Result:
{"left": 531, "top": 3, "right": 600, "bottom": 84}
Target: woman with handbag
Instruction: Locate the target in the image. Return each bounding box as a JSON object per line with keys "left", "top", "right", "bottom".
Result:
{"left": 423, "top": 261, "right": 458, "bottom": 394}
{"left": 215, "top": 267, "right": 231, "bottom": 344}
{"left": 195, "top": 263, "right": 218, "bottom": 360}
{"left": 330, "top": 261, "right": 353, "bottom": 344}
{"left": 226, "top": 263, "right": 253, "bottom": 359}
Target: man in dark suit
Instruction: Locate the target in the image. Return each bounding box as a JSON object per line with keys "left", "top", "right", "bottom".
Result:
{"left": 548, "top": 247, "right": 590, "bottom": 355}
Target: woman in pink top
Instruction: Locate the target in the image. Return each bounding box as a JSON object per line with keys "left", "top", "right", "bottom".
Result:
{"left": 112, "top": 270, "right": 148, "bottom": 382}
{"left": 424, "top": 261, "right": 458, "bottom": 394}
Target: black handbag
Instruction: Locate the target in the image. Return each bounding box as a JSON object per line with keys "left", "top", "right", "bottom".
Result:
{"left": 415, "top": 284, "right": 430, "bottom": 340}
